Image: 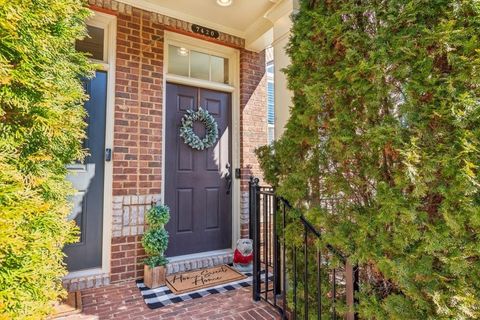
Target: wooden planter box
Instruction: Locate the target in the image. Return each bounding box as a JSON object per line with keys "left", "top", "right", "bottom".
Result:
{"left": 144, "top": 265, "right": 166, "bottom": 289}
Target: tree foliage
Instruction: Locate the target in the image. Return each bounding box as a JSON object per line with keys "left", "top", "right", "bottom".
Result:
{"left": 257, "top": 0, "right": 480, "bottom": 318}
{"left": 0, "top": 0, "right": 92, "bottom": 318}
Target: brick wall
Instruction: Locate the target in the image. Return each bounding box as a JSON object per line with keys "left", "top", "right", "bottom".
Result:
{"left": 65, "top": 0, "right": 269, "bottom": 290}
{"left": 112, "top": 194, "right": 161, "bottom": 237}
{"left": 110, "top": 194, "right": 160, "bottom": 281}
{"left": 108, "top": 7, "right": 164, "bottom": 283}
{"left": 239, "top": 49, "right": 268, "bottom": 238}
{"left": 113, "top": 8, "right": 163, "bottom": 197}
{"left": 110, "top": 235, "right": 145, "bottom": 282}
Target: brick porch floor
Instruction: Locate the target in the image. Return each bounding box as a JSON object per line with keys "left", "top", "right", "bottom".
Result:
{"left": 58, "top": 280, "right": 281, "bottom": 320}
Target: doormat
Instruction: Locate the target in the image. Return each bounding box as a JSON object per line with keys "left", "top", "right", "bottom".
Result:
{"left": 136, "top": 270, "right": 271, "bottom": 310}
{"left": 166, "top": 265, "right": 246, "bottom": 295}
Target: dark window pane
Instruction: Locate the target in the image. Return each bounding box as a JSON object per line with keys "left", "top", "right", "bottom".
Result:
{"left": 76, "top": 25, "right": 104, "bottom": 61}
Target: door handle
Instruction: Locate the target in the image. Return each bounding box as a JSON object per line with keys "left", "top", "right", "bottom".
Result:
{"left": 225, "top": 163, "right": 232, "bottom": 195}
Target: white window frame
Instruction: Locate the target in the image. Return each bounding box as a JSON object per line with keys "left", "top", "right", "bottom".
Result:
{"left": 168, "top": 44, "right": 229, "bottom": 84}
{"left": 165, "top": 33, "right": 237, "bottom": 93}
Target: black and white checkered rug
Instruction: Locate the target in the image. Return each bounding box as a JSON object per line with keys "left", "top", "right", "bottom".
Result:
{"left": 136, "top": 271, "right": 269, "bottom": 309}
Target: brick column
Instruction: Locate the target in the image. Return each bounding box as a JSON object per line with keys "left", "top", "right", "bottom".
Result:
{"left": 239, "top": 49, "right": 267, "bottom": 238}
{"left": 110, "top": 8, "right": 164, "bottom": 282}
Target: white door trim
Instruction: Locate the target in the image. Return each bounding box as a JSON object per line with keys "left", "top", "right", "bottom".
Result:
{"left": 162, "top": 31, "right": 241, "bottom": 256}
{"left": 65, "top": 10, "right": 116, "bottom": 279}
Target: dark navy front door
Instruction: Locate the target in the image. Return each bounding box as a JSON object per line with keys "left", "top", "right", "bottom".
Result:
{"left": 64, "top": 71, "right": 107, "bottom": 271}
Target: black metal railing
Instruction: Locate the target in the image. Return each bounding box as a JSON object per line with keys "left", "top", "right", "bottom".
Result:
{"left": 249, "top": 177, "right": 359, "bottom": 319}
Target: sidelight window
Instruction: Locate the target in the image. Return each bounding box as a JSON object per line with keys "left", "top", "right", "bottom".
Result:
{"left": 168, "top": 45, "right": 229, "bottom": 84}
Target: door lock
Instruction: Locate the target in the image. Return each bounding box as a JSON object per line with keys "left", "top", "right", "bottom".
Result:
{"left": 105, "top": 148, "right": 112, "bottom": 162}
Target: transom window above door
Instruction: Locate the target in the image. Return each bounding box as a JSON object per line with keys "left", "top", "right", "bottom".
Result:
{"left": 76, "top": 25, "right": 106, "bottom": 62}
{"left": 168, "top": 45, "right": 229, "bottom": 84}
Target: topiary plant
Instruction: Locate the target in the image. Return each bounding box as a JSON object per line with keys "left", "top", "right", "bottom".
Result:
{"left": 142, "top": 204, "right": 170, "bottom": 268}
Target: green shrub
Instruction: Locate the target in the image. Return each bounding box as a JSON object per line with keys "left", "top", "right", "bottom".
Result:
{"left": 0, "top": 1, "right": 92, "bottom": 319}
{"left": 257, "top": 0, "right": 480, "bottom": 318}
{"left": 142, "top": 205, "right": 170, "bottom": 267}
{"left": 145, "top": 204, "right": 171, "bottom": 228}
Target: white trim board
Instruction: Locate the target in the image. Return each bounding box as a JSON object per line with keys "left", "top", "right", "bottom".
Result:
{"left": 166, "top": 74, "right": 235, "bottom": 93}
{"left": 101, "top": 10, "right": 117, "bottom": 279}
{"left": 63, "top": 268, "right": 105, "bottom": 280}
{"left": 162, "top": 31, "right": 241, "bottom": 257}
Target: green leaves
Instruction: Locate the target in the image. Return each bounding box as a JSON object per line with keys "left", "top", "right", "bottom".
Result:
{"left": 144, "top": 256, "right": 168, "bottom": 268}
{"left": 257, "top": 0, "right": 480, "bottom": 318}
{"left": 142, "top": 205, "right": 170, "bottom": 267}
{"left": 145, "top": 204, "right": 170, "bottom": 228}
{"left": 0, "top": 0, "right": 92, "bottom": 318}
{"left": 142, "top": 228, "right": 169, "bottom": 257}
{"left": 179, "top": 107, "right": 219, "bottom": 150}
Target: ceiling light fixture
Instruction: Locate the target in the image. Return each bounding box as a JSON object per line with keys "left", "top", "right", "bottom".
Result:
{"left": 177, "top": 47, "right": 189, "bottom": 57}
{"left": 216, "top": 0, "right": 233, "bottom": 7}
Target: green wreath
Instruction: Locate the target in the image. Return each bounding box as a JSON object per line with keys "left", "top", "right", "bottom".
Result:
{"left": 179, "top": 107, "right": 219, "bottom": 150}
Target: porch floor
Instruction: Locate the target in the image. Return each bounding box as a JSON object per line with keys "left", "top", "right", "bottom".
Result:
{"left": 58, "top": 280, "right": 281, "bottom": 320}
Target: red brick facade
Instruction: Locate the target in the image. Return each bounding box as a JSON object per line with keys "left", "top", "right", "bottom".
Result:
{"left": 65, "top": 0, "right": 268, "bottom": 289}
{"left": 113, "top": 8, "right": 163, "bottom": 196}
{"left": 239, "top": 49, "right": 268, "bottom": 238}
{"left": 110, "top": 235, "right": 145, "bottom": 283}
{"left": 240, "top": 49, "right": 268, "bottom": 186}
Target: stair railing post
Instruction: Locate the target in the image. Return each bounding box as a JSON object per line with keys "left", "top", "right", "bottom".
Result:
{"left": 251, "top": 177, "right": 261, "bottom": 301}
{"left": 273, "top": 194, "right": 281, "bottom": 297}
{"left": 249, "top": 176, "right": 254, "bottom": 240}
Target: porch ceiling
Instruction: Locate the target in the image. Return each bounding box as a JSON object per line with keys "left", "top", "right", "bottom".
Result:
{"left": 118, "top": 0, "right": 282, "bottom": 50}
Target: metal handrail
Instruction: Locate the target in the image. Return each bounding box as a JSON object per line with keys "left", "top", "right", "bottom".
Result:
{"left": 277, "top": 195, "right": 347, "bottom": 263}
{"left": 249, "top": 176, "right": 359, "bottom": 320}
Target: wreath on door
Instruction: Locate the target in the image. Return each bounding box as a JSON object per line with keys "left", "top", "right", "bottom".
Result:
{"left": 179, "top": 107, "right": 218, "bottom": 150}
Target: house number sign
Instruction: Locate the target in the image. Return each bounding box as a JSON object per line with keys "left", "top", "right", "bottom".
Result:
{"left": 191, "top": 24, "right": 220, "bottom": 39}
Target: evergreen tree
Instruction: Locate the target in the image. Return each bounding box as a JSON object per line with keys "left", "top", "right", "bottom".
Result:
{"left": 0, "top": 0, "right": 92, "bottom": 318}
{"left": 257, "top": 0, "right": 480, "bottom": 318}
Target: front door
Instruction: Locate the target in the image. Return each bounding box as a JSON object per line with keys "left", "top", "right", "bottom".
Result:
{"left": 64, "top": 71, "right": 107, "bottom": 271}
{"left": 165, "top": 83, "right": 232, "bottom": 257}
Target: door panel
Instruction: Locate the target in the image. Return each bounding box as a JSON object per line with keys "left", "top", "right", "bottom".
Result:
{"left": 205, "top": 188, "right": 220, "bottom": 229}
{"left": 165, "top": 83, "right": 232, "bottom": 256}
{"left": 177, "top": 188, "right": 194, "bottom": 232}
{"left": 64, "top": 71, "right": 107, "bottom": 271}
